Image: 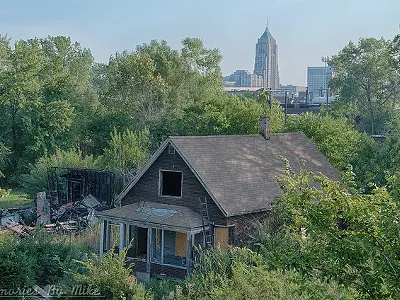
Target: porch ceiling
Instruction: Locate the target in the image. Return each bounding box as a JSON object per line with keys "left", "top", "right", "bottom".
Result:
{"left": 97, "top": 201, "right": 204, "bottom": 233}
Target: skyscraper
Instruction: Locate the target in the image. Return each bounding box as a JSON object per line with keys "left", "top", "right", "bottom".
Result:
{"left": 307, "top": 67, "right": 332, "bottom": 98}
{"left": 254, "top": 25, "right": 279, "bottom": 90}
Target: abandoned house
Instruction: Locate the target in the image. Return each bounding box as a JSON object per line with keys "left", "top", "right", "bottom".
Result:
{"left": 97, "top": 116, "right": 340, "bottom": 280}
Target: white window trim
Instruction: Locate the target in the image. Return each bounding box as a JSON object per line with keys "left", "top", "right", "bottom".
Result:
{"left": 158, "top": 169, "right": 183, "bottom": 198}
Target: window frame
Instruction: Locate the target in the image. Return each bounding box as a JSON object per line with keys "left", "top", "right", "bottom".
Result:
{"left": 168, "top": 144, "right": 176, "bottom": 154}
{"left": 158, "top": 169, "right": 183, "bottom": 198}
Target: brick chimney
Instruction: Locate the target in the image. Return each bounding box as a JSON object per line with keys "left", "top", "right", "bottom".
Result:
{"left": 259, "top": 115, "right": 270, "bottom": 140}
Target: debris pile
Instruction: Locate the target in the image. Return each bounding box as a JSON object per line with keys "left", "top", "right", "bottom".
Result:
{"left": 0, "top": 193, "right": 108, "bottom": 236}
{"left": 1, "top": 167, "right": 115, "bottom": 236}
{"left": 5, "top": 221, "right": 34, "bottom": 236}
{"left": 45, "top": 194, "right": 108, "bottom": 233}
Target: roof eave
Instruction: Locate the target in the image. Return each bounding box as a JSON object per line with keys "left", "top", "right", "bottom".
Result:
{"left": 226, "top": 206, "right": 273, "bottom": 218}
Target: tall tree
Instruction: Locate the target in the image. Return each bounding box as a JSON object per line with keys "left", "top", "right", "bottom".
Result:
{"left": 285, "top": 113, "right": 363, "bottom": 171}
{"left": 0, "top": 38, "right": 45, "bottom": 178}
{"left": 0, "top": 36, "right": 93, "bottom": 183}
{"left": 100, "top": 38, "right": 223, "bottom": 125}
{"left": 329, "top": 37, "right": 400, "bottom": 135}
{"left": 38, "top": 36, "right": 98, "bottom": 151}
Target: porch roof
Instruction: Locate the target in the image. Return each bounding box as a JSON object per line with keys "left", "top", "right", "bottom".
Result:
{"left": 97, "top": 201, "right": 204, "bottom": 233}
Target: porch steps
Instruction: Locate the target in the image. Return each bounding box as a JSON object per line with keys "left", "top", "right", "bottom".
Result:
{"left": 199, "top": 197, "right": 214, "bottom": 249}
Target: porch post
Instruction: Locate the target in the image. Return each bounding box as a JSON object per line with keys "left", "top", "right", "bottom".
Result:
{"left": 129, "top": 225, "right": 136, "bottom": 254}
{"left": 99, "top": 220, "right": 105, "bottom": 257}
{"left": 119, "top": 222, "right": 126, "bottom": 257}
{"left": 106, "top": 220, "right": 112, "bottom": 251}
{"left": 186, "top": 233, "right": 193, "bottom": 277}
{"left": 146, "top": 228, "right": 152, "bottom": 273}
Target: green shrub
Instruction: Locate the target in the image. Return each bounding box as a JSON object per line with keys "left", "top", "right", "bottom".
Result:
{"left": 147, "top": 279, "right": 184, "bottom": 300}
{"left": 0, "top": 231, "right": 85, "bottom": 289}
{"left": 74, "top": 247, "right": 151, "bottom": 300}
{"left": 170, "top": 247, "right": 262, "bottom": 299}
{"left": 209, "top": 262, "right": 358, "bottom": 300}
{"left": 150, "top": 246, "right": 357, "bottom": 300}
{"left": 0, "top": 187, "right": 11, "bottom": 198}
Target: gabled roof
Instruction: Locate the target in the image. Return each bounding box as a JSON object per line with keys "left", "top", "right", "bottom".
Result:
{"left": 116, "top": 133, "right": 340, "bottom": 217}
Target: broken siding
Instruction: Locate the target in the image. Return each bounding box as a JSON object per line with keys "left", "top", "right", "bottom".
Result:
{"left": 121, "top": 147, "right": 226, "bottom": 225}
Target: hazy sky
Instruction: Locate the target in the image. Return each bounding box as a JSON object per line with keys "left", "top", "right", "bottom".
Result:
{"left": 1, "top": 0, "right": 399, "bottom": 85}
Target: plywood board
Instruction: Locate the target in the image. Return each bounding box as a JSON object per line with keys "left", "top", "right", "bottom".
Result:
{"left": 175, "top": 232, "right": 187, "bottom": 257}
{"left": 215, "top": 227, "right": 229, "bottom": 249}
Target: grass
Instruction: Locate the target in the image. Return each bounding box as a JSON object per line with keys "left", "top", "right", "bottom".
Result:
{"left": 0, "top": 190, "right": 34, "bottom": 209}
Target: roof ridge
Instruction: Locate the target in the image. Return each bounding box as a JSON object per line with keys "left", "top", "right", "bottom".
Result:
{"left": 170, "top": 132, "right": 305, "bottom": 139}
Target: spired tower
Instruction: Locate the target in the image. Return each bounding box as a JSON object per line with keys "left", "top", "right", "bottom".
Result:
{"left": 253, "top": 23, "right": 280, "bottom": 90}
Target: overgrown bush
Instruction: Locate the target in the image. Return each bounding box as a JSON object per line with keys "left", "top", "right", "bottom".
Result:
{"left": 259, "top": 159, "right": 400, "bottom": 299}
{"left": 209, "top": 262, "right": 358, "bottom": 300}
{"left": 73, "top": 247, "right": 151, "bottom": 300}
{"left": 0, "top": 231, "right": 85, "bottom": 289}
{"left": 190, "top": 246, "right": 263, "bottom": 297}
{"left": 151, "top": 246, "right": 357, "bottom": 300}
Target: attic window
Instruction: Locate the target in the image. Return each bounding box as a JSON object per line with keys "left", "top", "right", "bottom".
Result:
{"left": 160, "top": 170, "right": 182, "bottom": 197}
{"left": 168, "top": 144, "right": 175, "bottom": 154}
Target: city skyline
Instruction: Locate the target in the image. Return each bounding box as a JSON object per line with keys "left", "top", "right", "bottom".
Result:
{"left": 1, "top": 0, "right": 399, "bottom": 85}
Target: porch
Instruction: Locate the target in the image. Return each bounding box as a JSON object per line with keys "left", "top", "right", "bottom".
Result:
{"left": 97, "top": 201, "right": 205, "bottom": 280}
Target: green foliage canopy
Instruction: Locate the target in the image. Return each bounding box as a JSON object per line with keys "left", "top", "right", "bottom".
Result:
{"left": 329, "top": 37, "right": 400, "bottom": 135}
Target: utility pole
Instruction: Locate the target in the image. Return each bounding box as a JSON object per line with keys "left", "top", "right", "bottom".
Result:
{"left": 284, "top": 91, "right": 288, "bottom": 124}
{"left": 326, "top": 87, "right": 329, "bottom": 106}
{"left": 321, "top": 56, "right": 330, "bottom": 97}
{"left": 305, "top": 86, "right": 309, "bottom": 105}
{"left": 259, "top": 87, "right": 281, "bottom": 110}
{"left": 268, "top": 88, "right": 272, "bottom": 109}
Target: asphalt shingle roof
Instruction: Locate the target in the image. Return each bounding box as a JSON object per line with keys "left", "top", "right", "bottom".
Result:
{"left": 170, "top": 132, "right": 340, "bottom": 217}
{"left": 97, "top": 201, "right": 203, "bottom": 232}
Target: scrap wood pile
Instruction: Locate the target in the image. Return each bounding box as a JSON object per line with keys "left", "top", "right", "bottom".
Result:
{"left": 45, "top": 194, "right": 108, "bottom": 233}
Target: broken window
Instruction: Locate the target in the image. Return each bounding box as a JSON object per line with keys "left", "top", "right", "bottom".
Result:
{"left": 160, "top": 171, "right": 182, "bottom": 197}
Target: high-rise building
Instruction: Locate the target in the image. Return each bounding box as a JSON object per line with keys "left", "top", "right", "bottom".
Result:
{"left": 307, "top": 67, "right": 332, "bottom": 98}
{"left": 254, "top": 25, "right": 279, "bottom": 90}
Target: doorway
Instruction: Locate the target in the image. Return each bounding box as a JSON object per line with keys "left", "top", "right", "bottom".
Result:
{"left": 136, "top": 227, "right": 148, "bottom": 259}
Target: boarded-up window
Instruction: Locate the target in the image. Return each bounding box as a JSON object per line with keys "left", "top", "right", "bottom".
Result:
{"left": 215, "top": 227, "right": 229, "bottom": 249}
{"left": 175, "top": 232, "right": 187, "bottom": 257}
